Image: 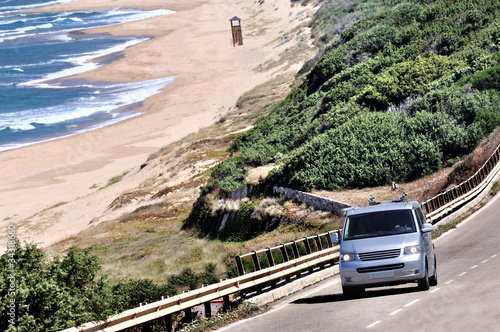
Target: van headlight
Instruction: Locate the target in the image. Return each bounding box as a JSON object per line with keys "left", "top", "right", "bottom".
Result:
{"left": 404, "top": 245, "right": 421, "bottom": 255}
{"left": 341, "top": 253, "right": 356, "bottom": 262}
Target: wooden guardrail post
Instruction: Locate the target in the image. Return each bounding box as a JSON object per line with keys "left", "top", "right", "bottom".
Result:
{"left": 235, "top": 255, "right": 244, "bottom": 276}
{"left": 204, "top": 302, "right": 211, "bottom": 318}
{"left": 166, "top": 315, "right": 173, "bottom": 332}
{"left": 303, "top": 238, "right": 314, "bottom": 274}
{"left": 266, "top": 248, "right": 277, "bottom": 289}
{"left": 304, "top": 237, "right": 312, "bottom": 255}
{"left": 143, "top": 322, "right": 152, "bottom": 332}
{"left": 234, "top": 255, "right": 246, "bottom": 298}
{"left": 291, "top": 241, "right": 302, "bottom": 278}
{"left": 223, "top": 295, "right": 231, "bottom": 312}
{"left": 326, "top": 231, "right": 333, "bottom": 248}
{"left": 184, "top": 307, "right": 192, "bottom": 324}
{"left": 251, "top": 251, "right": 261, "bottom": 271}
{"left": 251, "top": 251, "right": 263, "bottom": 294}
{"left": 315, "top": 235, "right": 325, "bottom": 269}
{"left": 280, "top": 244, "right": 291, "bottom": 282}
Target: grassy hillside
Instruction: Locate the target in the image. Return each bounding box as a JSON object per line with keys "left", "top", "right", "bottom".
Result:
{"left": 187, "top": 0, "right": 500, "bottom": 236}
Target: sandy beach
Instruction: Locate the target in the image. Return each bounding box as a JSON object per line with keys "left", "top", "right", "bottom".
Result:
{"left": 0, "top": 0, "right": 317, "bottom": 250}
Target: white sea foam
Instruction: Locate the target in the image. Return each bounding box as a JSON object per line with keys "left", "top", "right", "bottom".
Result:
{"left": 0, "top": 0, "right": 75, "bottom": 13}
{"left": 8, "top": 124, "right": 36, "bottom": 131}
{"left": 1, "top": 76, "right": 176, "bottom": 132}
{"left": 36, "top": 23, "right": 53, "bottom": 29}
{"left": 20, "top": 38, "right": 149, "bottom": 87}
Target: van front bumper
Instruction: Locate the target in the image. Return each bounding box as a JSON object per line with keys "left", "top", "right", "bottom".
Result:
{"left": 339, "top": 255, "right": 426, "bottom": 287}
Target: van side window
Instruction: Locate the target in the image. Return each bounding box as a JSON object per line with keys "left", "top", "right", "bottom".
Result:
{"left": 414, "top": 207, "right": 426, "bottom": 228}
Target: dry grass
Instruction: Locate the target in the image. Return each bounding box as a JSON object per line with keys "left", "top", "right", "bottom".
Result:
{"left": 46, "top": 67, "right": 303, "bottom": 282}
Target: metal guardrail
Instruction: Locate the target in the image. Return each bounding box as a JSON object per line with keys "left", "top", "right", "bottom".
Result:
{"left": 422, "top": 144, "right": 500, "bottom": 222}
{"left": 61, "top": 231, "right": 340, "bottom": 332}
{"left": 64, "top": 143, "right": 500, "bottom": 332}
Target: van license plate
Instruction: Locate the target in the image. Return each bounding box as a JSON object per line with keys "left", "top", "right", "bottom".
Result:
{"left": 369, "top": 271, "right": 394, "bottom": 279}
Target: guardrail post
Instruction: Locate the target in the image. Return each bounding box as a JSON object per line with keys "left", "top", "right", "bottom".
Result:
{"left": 234, "top": 256, "right": 247, "bottom": 298}
{"left": 280, "top": 244, "right": 291, "bottom": 282}
{"left": 223, "top": 295, "right": 231, "bottom": 312}
{"left": 204, "top": 302, "right": 212, "bottom": 318}
{"left": 291, "top": 241, "right": 300, "bottom": 259}
{"left": 315, "top": 235, "right": 325, "bottom": 269}
{"left": 251, "top": 251, "right": 261, "bottom": 271}
{"left": 303, "top": 238, "right": 314, "bottom": 274}
{"left": 315, "top": 235, "right": 323, "bottom": 251}
{"left": 184, "top": 307, "right": 192, "bottom": 324}
{"left": 266, "top": 248, "right": 277, "bottom": 289}
{"left": 326, "top": 231, "right": 333, "bottom": 248}
{"left": 251, "top": 251, "right": 263, "bottom": 294}
{"left": 304, "top": 237, "right": 312, "bottom": 255}
{"left": 235, "top": 255, "right": 244, "bottom": 276}
{"left": 166, "top": 315, "right": 173, "bottom": 332}
{"left": 291, "top": 241, "right": 301, "bottom": 278}
{"left": 143, "top": 322, "right": 152, "bottom": 332}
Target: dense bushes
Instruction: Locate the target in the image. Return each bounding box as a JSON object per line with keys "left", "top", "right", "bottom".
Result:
{"left": 1, "top": 244, "right": 117, "bottom": 331}
{"left": 0, "top": 243, "right": 219, "bottom": 331}
{"left": 267, "top": 111, "right": 480, "bottom": 191}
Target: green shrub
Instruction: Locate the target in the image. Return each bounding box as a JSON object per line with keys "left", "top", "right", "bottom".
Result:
{"left": 0, "top": 244, "right": 115, "bottom": 331}
{"left": 267, "top": 111, "right": 479, "bottom": 191}
{"left": 0, "top": 243, "right": 220, "bottom": 331}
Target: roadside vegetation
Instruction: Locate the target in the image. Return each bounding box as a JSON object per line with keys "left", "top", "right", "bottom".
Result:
{"left": 0, "top": 243, "right": 220, "bottom": 331}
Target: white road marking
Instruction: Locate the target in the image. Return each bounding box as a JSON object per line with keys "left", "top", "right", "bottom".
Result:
{"left": 430, "top": 288, "right": 440, "bottom": 293}
{"left": 367, "top": 321, "right": 381, "bottom": 328}
{"left": 217, "top": 278, "right": 340, "bottom": 331}
{"left": 404, "top": 299, "right": 421, "bottom": 307}
{"left": 492, "top": 254, "right": 498, "bottom": 258}
{"left": 470, "top": 265, "right": 478, "bottom": 269}
{"left": 458, "top": 272, "right": 467, "bottom": 277}
{"left": 445, "top": 280, "right": 454, "bottom": 285}
{"left": 481, "top": 259, "right": 489, "bottom": 264}
{"left": 389, "top": 309, "right": 402, "bottom": 316}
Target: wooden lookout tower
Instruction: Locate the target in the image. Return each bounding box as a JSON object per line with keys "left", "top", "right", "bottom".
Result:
{"left": 229, "top": 16, "right": 243, "bottom": 47}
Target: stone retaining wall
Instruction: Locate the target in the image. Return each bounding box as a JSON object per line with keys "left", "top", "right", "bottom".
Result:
{"left": 273, "top": 186, "right": 350, "bottom": 215}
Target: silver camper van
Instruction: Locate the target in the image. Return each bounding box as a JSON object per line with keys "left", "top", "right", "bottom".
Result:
{"left": 332, "top": 200, "right": 438, "bottom": 298}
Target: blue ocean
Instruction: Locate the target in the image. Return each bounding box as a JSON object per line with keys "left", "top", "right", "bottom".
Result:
{"left": 0, "top": 0, "right": 175, "bottom": 151}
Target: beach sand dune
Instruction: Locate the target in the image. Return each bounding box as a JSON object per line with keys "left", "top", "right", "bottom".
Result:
{"left": 0, "top": 0, "right": 317, "bottom": 250}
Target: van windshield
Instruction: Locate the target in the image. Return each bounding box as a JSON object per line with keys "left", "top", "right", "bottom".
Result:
{"left": 343, "top": 210, "right": 416, "bottom": 240}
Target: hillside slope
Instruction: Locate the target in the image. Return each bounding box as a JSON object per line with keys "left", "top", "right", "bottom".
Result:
{"left": 186, "top": 0, "right": 500, "bottom": 239}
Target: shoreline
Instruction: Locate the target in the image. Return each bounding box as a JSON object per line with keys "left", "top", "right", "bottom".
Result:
{"left": 0, "top": 0, "right": 317, "bottom": 251}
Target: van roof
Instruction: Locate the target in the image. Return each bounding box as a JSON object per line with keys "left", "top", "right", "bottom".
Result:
{"left": 345, "top": 201, "right": 420, "bottom": 216}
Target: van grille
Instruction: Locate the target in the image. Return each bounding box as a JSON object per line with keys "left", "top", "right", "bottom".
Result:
{"left": 358, "top": 249, "right": 401, "bottom": 261}
{"left": 357, "top": 263, "right": 405, "bottom": 273}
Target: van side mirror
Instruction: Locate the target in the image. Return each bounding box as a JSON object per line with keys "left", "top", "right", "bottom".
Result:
{"left": 421, "top": 223, "right": 433, "bottom": 233}
{"left": 331, "top": 232, "right": 340, "bottom": 245}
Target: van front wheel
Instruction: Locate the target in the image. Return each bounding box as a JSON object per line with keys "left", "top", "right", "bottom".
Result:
{"left": 343, "top": 285, "right": 364, "bottom": 299}
{"left": 418, "top": 265, "right": 430, "bottom": 291}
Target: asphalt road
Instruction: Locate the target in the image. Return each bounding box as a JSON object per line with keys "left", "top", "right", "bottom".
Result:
{"left": 219, "top": 194, "right": 500, "bottom": 332}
